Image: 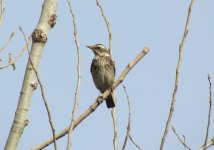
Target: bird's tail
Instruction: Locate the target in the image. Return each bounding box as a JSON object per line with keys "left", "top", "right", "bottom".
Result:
{"left": 106, "top": 93, "right": 115, "bottom": 108}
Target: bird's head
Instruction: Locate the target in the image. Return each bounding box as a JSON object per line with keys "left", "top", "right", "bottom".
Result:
{"left": 87, "top": 44, "right": 110, "bottom": 57}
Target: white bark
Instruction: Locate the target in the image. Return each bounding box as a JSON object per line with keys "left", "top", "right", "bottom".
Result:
{"left": 4, "top": 0, "right": 57, "bottom": 149}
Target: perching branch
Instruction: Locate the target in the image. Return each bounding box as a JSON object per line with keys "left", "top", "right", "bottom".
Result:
{"left": 66, "top": 0, "right": 82, "bottom": 150}
{"left": 160, "top": 1, "right": 195, "bottom": 149}
{"left": 4, "top": 0, "right": 57, "bottom": 149}
{"left": 96, "top": 0, "right": 113, "bottom": 58}
{"left": 171, "top": 126, "right": 191, "bottom": 150}
{"left": 32, "top": 47, "right": 150, "bottom": 150}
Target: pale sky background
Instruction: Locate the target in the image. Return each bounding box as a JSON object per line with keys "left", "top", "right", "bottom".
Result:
{"left": 1, "top": 0, "right": 214, "bottom": 150}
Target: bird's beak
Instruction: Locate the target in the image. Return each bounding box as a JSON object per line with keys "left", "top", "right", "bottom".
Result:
{"left": 87, "top": 45, "right": 97, "bottom": 55}
{"left": 86, "top": 45, "right": 93, "bottom": 49}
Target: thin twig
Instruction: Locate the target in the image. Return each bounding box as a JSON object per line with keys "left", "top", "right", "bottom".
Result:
{"left": 129, "top": 134, "right": 143, "bottom": 150}
{"left": 203, "top": 74, "right": 212, "bottom": 148}
{"left": 0, "top": 35, "right": 30, "bottom": 70}
{"left": 200, "top": 137, "right": 214, "bottom": 150}
{"left": 32, "top": 47, "right": 150, "bottom": 150}
{"left": 19, "top": 27, "right": 58, "bottom": 150}
{"left": 111, "top": 107, "right": 118, "bottom": 150}
{"left": 122, "top": 126, "right": 129, "bottom": 150}
{"left": 0, "top": 0, "right": 5, "bottom": 29}
{"left": 122, "top": 85, "right": 143, "bottom": 150}
{"left": 66, "top": 0, "right": 81, "bottom": 150}
{"left": 183, "top": 135, "right": 187, "bottom": 150}
{"left": 0, "top": 32, "right": 15, "bottom": 53}
{"left": 96, "top": 0, "right": 113, "bottom": 58}
{"left": 122, "top": 85, "right": 131, "bottom": 150}
{"left": 160, "top": 1, "right": 195, "bottom": 149}
{"left": 0, "top": 32, "right": 15, "bottom": 70}
{"left": 171, "top": 126, "right": 191, "bottom": 150}
{"left": 96, "top": 1, "right": 117, "bottom": 149}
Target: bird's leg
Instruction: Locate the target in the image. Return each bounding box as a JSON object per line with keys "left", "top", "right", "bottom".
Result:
{"left": 109, "top": 84, "right": 114, "bottom": 93}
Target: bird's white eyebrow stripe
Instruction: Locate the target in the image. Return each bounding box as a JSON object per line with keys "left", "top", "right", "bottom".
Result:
{"left": 95, "top": 44, "right": 106, "bottom": 49}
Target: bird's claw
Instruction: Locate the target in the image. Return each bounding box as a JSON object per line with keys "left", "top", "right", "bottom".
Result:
{"left": 97, "top": 96, "right": 103, "bottom": 104}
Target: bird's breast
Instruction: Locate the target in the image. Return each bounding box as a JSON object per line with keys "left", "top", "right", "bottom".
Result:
{"left": 91, "top": 57, "right": 115, "bottom": 92}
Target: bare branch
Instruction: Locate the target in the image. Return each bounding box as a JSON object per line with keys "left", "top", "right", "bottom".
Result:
{"left": 19, "top": 27, "right": 57, "bottom": 150}
{"left": 0, "top": 0, "right": 5, "bottom": 29}
{"left": 122, "top": 85, "right": 143, "bottom": 150}
{"left": 4, "top": 0, "right": 57, "bottom": 149}
{"left": 32, "top": 47, "right": 150, "bottom": 150}
{"left": 0, "top": 35, "right": 30, "bottom": 70}
{"left": 171, "top": 126, "right": 191, "bottom": 150}
{"left": 200, "top": 137, "right": 214, "bottom": 150}
{"left": 122, "top": 126, "right": 129, "bottom": 150}
{"left": 111, "top": 107, "right": 118, "bottom": 150}
{"left": 96, "top": 0, "right": 113, "bottom": 58}
{"left": 0, "top": 32, "right": 15, "bottom": 53}
{"left": 122, "top": 85, "right": 131, "bottom": 150}
{"left": 183, "top": 135, "right": 187, "bottom": 150}
{"left": 160, "top": 1, "right": 195, "bottom": 149}
{"left": 96, "top": 1, "right": 116, "bottom": 149}
{"left": 203, "top": 74, "right": 213, "bottom": 148}
{"left": 66, "top": 0, "right": 82, "bottom": 150}
{"left": 129, "top": 134, "right": 143, "bottom": 150}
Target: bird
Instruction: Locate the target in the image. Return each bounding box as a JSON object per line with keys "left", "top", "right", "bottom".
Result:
{"left": 87, "top": 44, "right": 115, "bottom": 108}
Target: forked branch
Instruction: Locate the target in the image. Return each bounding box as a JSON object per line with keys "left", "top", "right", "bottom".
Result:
{"left": 122, "top": 85, "right": 143, "bottom": 150}
{"left": 171, "top": 126, "right": 191, "bottom": 150}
